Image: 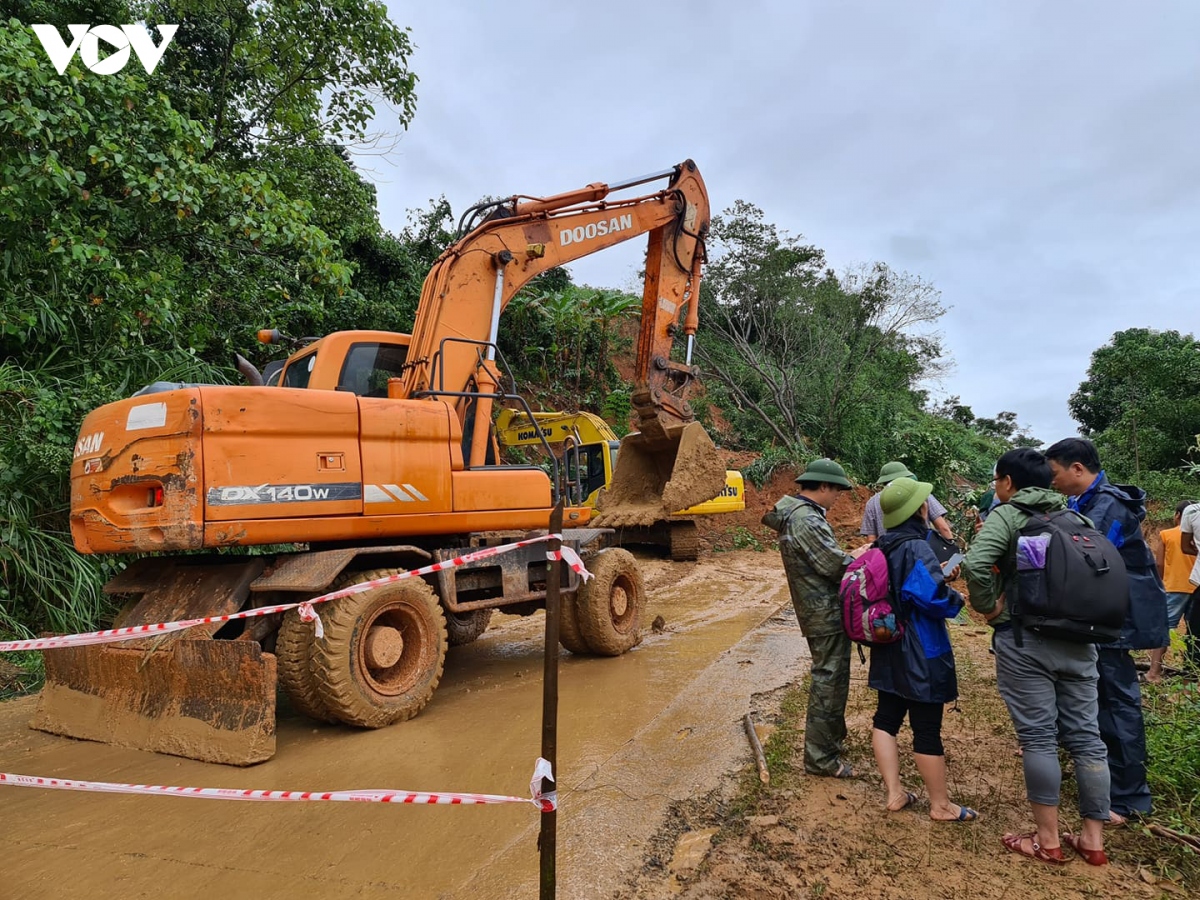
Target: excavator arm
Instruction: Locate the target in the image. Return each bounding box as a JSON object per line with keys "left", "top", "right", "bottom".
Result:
{"left": 402, "top": 161, "right": 708, "bottom": 458}
{"left": 400, "top": 161, "right": 726, "bottom": 524}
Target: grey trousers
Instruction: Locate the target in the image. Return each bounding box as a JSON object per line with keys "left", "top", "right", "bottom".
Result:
{"left": 993, "top": 628, "right": 1111, "bottom": 820}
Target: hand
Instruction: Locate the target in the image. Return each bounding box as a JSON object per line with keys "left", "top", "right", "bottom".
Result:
{"left": 848, "top": 544, "right": 871, "bottom": 560}
{"left": 984, "top": 594, "right": 1006, "bottom": 622}
{"left": 945, "top": 565, "right": 961, "bottom": 580}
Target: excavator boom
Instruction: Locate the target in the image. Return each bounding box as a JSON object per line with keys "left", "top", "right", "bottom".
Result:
{"left": 401, "top": 160, "right": 725, "bottom": 522}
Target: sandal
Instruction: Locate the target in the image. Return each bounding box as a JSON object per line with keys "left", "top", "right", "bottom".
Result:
{"left": 1062, "top": 832, "right": 1108, "bottom": 867}
{"left": 1105, "top": 811, "right": 1128, "bottom": 827}
{"left": 1001, "top": 832, "right": 1065, "bottom": 865}
{"left": 887, "top": 791, "right": 918, "bottom": 812}
{"left": 833, "top": 762, "right": 855, "bottom": 779}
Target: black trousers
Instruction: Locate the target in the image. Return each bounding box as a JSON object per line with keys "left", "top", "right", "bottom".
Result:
{"left": 1096, "top": 648, "right": 1152, "bottom": 816}
{"left": 1185, "top": 584, "right": 1200, "bottom": 669}
{"left": 873, "top": 690, "right": 945, "bottom": 756}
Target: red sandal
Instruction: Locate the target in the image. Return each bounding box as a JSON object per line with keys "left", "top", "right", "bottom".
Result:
{"left": 1001, "top": 832, "right": 1066, "bottom": 865}
{"left": 1062, "top": 832, "right": 1108, "bottom": 866}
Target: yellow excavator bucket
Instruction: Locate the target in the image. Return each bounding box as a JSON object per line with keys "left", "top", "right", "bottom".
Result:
{"left": 593, "top": 421, "right": 727, "bottom": 527}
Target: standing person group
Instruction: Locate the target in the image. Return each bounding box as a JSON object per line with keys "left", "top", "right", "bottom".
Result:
{"left": 765, "top": 459, "right": 974, "bottom": 822}
{"left": 767, "top": 439, "right": 1179, "bottom": 868}
{"left": 1043, "top": 438, "right": 1168, "bottom": 825}
{"left": 963, "top": 447, "right": 1113, "bottom": 865}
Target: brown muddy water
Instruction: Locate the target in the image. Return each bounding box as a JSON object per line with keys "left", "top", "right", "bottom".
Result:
{"left": 0, "top": 551, "right": 809, "bottom": 899}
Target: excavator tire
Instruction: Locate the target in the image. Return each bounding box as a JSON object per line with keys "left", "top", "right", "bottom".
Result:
{"left": 557, "top": 591, "right": 592, "bottom": 655}
{"left": 669, "top": 520, "right": 700, "bottom": 562}
{"left": 276, "top": 607, "right": 338, "bottom": 723}
{"left": 445, "top": 608, "right": 493, "bottom": 646}
{"left": 575, "top": 548, "right": 646, "bottom": 656}
{"left": 312, "top": 569, "right": 447, "bottom": 728}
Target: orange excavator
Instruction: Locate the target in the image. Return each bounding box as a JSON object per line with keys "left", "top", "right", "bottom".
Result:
{"left": 41, "top": 160, "right": 726, "bottom": 765}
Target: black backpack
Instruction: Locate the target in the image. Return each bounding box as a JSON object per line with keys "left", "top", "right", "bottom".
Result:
{"left": 1008, "top": 502, "right": 1129, "bottom": 644}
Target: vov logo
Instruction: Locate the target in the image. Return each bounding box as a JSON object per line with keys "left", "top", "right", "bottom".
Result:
{"left": 31, "top": 24, "right": 179, "bottom": 76}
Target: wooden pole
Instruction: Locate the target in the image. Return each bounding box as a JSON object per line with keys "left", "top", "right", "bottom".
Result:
{"left": 539, "top": 501, "right": 564, "bottom": 899}
{"left": 743, "top": 714, "right": 770, "bottom": 786}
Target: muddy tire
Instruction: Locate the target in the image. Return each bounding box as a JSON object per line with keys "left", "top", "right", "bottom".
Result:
{"left": 557, "top": 592, "right": 592, "bottom": 655}
{"left": 313, "top": 569, "right": 447, "bottom": 728}
{"left": 276, "top": 608, "right": 338, "bottom": 723}
{"left": 575, "top": 548, "right": 646, "bottom": 656}
{"left": 669, "top": 520, "right": 700, "bottom": 561}
{"left": 445, "top": 608, "right": 493, "bottom": 646}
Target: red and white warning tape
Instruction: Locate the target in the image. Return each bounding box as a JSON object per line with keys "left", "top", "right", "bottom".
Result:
{"left": 0, "top": 758, "right": 558, "bottom": 811}
{"left": 0, "top": 535, "right": 590, "bottom": 653}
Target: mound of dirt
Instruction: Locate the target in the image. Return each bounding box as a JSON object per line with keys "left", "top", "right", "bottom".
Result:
{"left": 695, "top": 456, "right": 871, "bottom": 552}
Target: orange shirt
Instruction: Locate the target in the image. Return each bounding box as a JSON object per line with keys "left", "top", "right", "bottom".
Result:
{"left": 1161, "top": 527, "right": 1195, "bottom": 593}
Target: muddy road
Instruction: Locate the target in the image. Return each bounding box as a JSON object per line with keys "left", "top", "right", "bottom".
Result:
{"left": 0, "top": 551, "right": 805, "bottom": 899}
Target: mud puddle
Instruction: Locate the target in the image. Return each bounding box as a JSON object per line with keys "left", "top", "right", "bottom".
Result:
{"left": 0, "top": 550, "right": 801, "bottom": 899}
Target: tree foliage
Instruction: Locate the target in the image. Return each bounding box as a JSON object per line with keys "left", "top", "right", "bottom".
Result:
{"left": 696, "top": 202, "right": 945, "bottom": 470}
{"left": 0, "top": 4, "right": 421, "bottom": 635}
{"left": 1070, "top": 328, "right": 1200, "bottom": 476}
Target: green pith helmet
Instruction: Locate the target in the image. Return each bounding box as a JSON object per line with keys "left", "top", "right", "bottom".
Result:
{"left": 795, "top": 458, "right": 852, "bottom": 489}
{"left": 877, "top": 461, "right": 917, "bottom": 485}
{"left": 881, "top": 477, "right": 934, "bottom": 530}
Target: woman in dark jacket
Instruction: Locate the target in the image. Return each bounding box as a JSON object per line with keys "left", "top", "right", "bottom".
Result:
{"left": 870, "top": 478, "right": 977, "bottom": 822}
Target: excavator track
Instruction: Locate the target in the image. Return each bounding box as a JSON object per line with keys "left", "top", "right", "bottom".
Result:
{"left": 668, "top": 520, "right": 701, "bottom": 562}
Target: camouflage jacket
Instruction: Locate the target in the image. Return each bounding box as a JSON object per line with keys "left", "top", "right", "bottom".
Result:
{"left": 763, "top": 495, "right": 853, "bottom": 637}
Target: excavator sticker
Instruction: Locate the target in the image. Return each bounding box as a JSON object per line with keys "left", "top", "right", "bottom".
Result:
{"left": 73, "top": 431, "right": 104, "bottom": 458}
{"left": 206, "top": 483, "right": 363, "bottom": 505}
{"left": 558, "top": 214, "right": 634, "bottom": 246}
{"left": 363, "top": 483, "right": 430, "bottom": 503}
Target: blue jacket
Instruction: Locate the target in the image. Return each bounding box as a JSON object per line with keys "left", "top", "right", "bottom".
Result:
{"left": 868, "top": 519, "right": 964, "bottom": 704}
{"left": 1071, "top": 473, "right": 1169, "bottom": 650}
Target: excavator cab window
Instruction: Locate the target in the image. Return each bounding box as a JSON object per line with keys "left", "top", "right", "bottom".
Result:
{"left": 281, "top": 350, "right": 317, "bottom": 389}
{"left": 565, "top": 445, "right": 608, "bottom": 501}
{"left": 338, "top": 343, "right": 410, "bottom": 397}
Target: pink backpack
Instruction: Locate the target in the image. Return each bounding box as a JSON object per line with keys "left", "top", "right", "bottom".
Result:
{"left": 840, "top": 548, "right": 902, "bottom": 645}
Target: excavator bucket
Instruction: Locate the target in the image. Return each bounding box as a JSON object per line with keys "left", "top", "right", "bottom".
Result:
{"left": 594, "top": 422, "right": 727, "bottom": 527}
{"left": 30, "top": 557, "right": 277, "bottom": 766}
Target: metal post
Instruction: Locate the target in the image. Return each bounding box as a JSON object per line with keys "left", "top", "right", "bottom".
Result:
{"left": 539, "top": 501, "right": 564, "bottom": 899}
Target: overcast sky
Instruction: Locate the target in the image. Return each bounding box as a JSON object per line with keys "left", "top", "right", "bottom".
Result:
{"left": 364, "top": 1, "right": 1200, "bottom": 445}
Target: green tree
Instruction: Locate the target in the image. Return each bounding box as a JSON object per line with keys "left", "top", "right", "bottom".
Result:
{"left": 695, "top": 202, "right": 946, "bottom": 469}
{"left": 0, "top": 4, "right": 422, "bottom": 636}
{"left": 1070, "top": 328, "right": 1200, "bottom": 475}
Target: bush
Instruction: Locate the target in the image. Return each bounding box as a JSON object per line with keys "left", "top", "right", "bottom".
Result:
{"left": 1143, "top": 680, "right": 1200, "bottom": 835}
{"left": 744, "top": 446, "right": 797, "bottom": 489}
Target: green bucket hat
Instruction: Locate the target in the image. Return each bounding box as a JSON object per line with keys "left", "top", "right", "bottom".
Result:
{"left": 877, "top": 461, "right": 917, "bottom": 485}
{"left": 795, "top": 458, "right": 852, "bottom": 489}
{"left": 881, "top": 477, "right": 934, "bottom": 530}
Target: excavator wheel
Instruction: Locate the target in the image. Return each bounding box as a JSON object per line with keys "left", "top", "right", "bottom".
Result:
{"left": 445, "top": 609, "right": 493, "bottom": 646}
{"left": 557, "top": 591, "right": 592, "bottom": 655}
{"left": 575, "top": 548, "right": 646, "bottom": 656}
{"left": 312, "top": 569, "right": 448, "bottom": 728}
{"left": 276, "top": 607, "right": 339, "bottom": 724}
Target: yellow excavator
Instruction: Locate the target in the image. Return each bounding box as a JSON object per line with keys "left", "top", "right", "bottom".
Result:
{"left": 495, "top": 408, "right": 744, "bottom": 559}
{"left": 40, "top": 160, "right": 728, "bottom": 765}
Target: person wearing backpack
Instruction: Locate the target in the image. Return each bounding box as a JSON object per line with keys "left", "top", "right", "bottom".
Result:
{"left": 962, "top": 448, "right": 1111, "bottom": 866}
{"left": 867, "top": 478, "right": 976, "bottom": 821}
{"left": 1044, "top": 438, "right": 1168, "bottom": 825}
{"left": 762, "top": 458, "right": 867, "bottom": 779}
